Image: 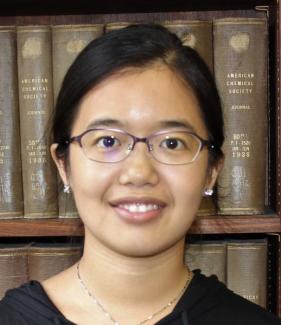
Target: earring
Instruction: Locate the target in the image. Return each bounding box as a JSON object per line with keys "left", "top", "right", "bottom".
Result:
{"left": 204, "top": 188, "right": 213, "bottom": 196}
{"left": 63, "top": 184, "right": 71, "bottom": 194}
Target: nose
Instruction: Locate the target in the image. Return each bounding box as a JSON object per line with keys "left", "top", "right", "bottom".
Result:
{"left": 118, "top": 142, "right": 159, "bottom": 187}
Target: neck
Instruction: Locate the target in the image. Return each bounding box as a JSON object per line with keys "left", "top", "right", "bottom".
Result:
{"left": 78, "top": 231, "right": 190, "bottom": 322}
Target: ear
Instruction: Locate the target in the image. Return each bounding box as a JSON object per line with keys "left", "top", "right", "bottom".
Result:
{"left": 50, "top": 143, "right": 69, "bottom": 186}
{"left": 204, "top": 156, "right": 224, "bottom": 191}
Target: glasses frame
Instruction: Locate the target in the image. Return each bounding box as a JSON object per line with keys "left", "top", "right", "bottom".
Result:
{"left": 66, "top": 128, "right": 215, "bottom": 165}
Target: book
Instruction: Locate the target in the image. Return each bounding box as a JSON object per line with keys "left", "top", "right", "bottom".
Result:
{"left": 162, "top": 20, "right": 213, "bottom": 72}
{"left": 162, "top": 20, "right": 215, "bottom": 216}
{"left": 28, "top": 242, "right": 82, "bottom": 281}
{"left": 17, "top": 25, "right": 58, "bottom": 218}
{"left": 185, "top": 238, "right": 269, "bottom": 309}
{"left": 213, "top": 18, "right": 268, "bottom": 215}
{"left": 267, "top": 234, "right": 280, "bottom": 314}
{"left": 0, "top": 238, "right": 271, "bottom": 310}
{"left": 52, "top": 24, "right": 104, "bottom": 218}
{"left": 0, "top": 244, "right": 28, "bottom": 298}
{"left": 52, "top": 24, "right": 104, "bottom": 100}
{"left": 184, "top": 241, "right": 226, "bottom": 283}
{"left": 197, "top": 196, "right": 216, "bottom": 216}
{"left": 0, "top": 26, "right": 23, "bottom": 219}
{"left": 0, "top": 241, "right": 82, "bottom": 297}
{"left": 226, "top": 239, "right": 268, "bottom": 308}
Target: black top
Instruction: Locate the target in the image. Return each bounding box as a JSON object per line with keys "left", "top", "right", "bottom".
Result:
{"left": 0, "top": 270, "right": 280, "bottom": 325}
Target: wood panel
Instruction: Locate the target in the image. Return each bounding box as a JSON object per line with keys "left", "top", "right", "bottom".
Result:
{"left": 0, "top": 215, "right": 279, "bottom": 237}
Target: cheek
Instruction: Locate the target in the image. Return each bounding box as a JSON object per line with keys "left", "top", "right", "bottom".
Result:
{"left": 67, "top": 148, "right": 115, "bottom": 208}
{"left": 160, "top": 161, "right": 208, "bottom": 240}
{"left": 164, "top": 159, "right": 208, "bottom": 209}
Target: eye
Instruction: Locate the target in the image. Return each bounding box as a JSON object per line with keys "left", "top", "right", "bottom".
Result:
{"left": 160, "top": 138, "right": 185, "bottom": 150}
{"left": 96, "top": 136, "right": 121, "bottom": 149}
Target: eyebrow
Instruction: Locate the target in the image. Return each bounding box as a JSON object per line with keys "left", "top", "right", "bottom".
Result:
{"left": 86, "top": 119, "right": 124, "bottom": 129}
{"left": 158, "top": 120, "right": 196, "bottom": 132}
{"left": 86, "top": 118, "right": 196, "bottom": 132}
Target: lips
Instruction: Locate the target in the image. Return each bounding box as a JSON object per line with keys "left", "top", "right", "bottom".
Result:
{"left": 109, "top": 197, "right": 166, "bottom": 223}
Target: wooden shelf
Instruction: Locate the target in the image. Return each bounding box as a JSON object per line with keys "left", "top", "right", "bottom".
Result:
{"left": 0, "top": 218, "right": 84, "bottom": 237}
{"left": 189, "top": 215, "right": 281, "bottom": 234}
{"left": 0, "top": 215, "right": 279, "bottom": 237}
{"left": 0, "top": 0, "right": 275, "bottom": 16}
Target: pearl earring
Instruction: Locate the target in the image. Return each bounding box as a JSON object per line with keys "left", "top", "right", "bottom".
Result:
{"left": 204, "top": 188, "right": 213, "bottom": 196}
{"left": 63, "top": 184, "right": 71, "bottom": 194}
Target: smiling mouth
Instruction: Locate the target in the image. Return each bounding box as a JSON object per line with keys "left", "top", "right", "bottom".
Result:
{"left": 117, "top": 203, "right": 161, "bottom": 213}
{"left": 110, "top": 199, "right": 166, "bottom": 223}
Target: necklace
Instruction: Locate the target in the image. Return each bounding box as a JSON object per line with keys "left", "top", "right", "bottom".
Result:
{"left": 76, "top": 261, "right": 193, "bottom": 325}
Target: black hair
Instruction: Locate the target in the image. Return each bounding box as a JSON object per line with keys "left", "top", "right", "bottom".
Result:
{"left": 53, "top": 23, "right": 224, "bottom": 165}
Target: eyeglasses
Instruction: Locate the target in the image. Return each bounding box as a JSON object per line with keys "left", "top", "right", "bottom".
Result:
{"left": 66, "top": 128, "right": 215, "bottom": 165}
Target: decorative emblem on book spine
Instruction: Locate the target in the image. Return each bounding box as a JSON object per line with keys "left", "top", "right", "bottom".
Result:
{"left": 66, "top": 40, "right": 88, "bottom": 54}
{"left": 229, "top": 33, "right": 250, "bottom": 53}
{"left": 22, "top": 37, "right": 42, "bottom": 59}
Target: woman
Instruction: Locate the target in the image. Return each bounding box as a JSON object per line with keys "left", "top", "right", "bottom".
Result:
{"left": 0, "top": 24, "right": 280, "bottom": 325}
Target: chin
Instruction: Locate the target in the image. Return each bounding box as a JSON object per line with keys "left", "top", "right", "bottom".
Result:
{"left": 104, "top": 236, "right": 185, "bottom": 259}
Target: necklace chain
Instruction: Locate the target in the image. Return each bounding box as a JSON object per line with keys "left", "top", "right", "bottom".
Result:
{"left": 76, "top": 261, "right": 193, "bottom": 325}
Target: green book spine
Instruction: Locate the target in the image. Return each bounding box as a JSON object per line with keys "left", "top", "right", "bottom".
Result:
{"left": 17, "top": 25, "right": 58, "bottom": 218}
{"left": 213, "top": 18, "right": 268, "bottom": 215}
{"left": 52, "top": 23, "right": 103, "bottom": 218}
{"left": 0, "top": 26, "right": 23, "bottom": 219}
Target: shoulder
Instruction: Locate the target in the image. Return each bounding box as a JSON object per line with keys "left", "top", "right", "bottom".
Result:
{"left": 0, "top": 281, "right": 41, "bottom": 324}
{"left": 0, "top": 281, "right": 73, "bottom": 325}
{"left": 181, "top": 271, "right": 281, "bottom": 325}
{"left": 0, "top": 300, "right": 27, "bottom": 325}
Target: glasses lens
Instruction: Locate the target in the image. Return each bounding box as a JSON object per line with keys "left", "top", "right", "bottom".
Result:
{"left": 151, "top": 132, "right": 202, "bottom": 164}
{"left": 81, "top": 129, "right": 132, "bottom": 162}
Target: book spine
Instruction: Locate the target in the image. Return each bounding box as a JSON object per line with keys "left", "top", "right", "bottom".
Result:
{"left": 162, "top": 20, "right": 214, "bottom": 215}
{"left": 0, "top": 245, "right": 28, "bottom": 298}
{"left": 58, "top": 188, "right": 78, "bottom": 218}
{"left": 0, "top": 26, "right": 24, "bottom": 219}
{"left": 52, "top": 24, "right": 104, "bottom": 99}
{"left": 17, "top": 25, "right": 58, "bottom": 218}
{"left": 28, "top": 244, "right": 82, "bottom": 281}
{"left": 266, "top": 234, "right": 279, "bottom": 315}
{"left": 184, "top": 241, "right": 226, "bottom": 283}
{"left": 52, "top": 24, "right": 103, "bottom": 218}
{"left": 226, "top": 239, "right": 268, "bottom": 308}
{"left": 213, "top": 18, "right": 268, "bottom": 215}
{"left": 197, "top": 196, "right": 216, "bottom": 216}
{"left": 162, "top": 20, "right": 213, "bottom": 72}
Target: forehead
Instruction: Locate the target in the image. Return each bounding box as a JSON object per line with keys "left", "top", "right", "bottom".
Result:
{"left": 73, "top": 65, "right": 207, "bottom": 136}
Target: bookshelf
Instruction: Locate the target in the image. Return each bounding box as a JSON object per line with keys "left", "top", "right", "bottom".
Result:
{"left": 0, "top": 0, "right": 280, "bottom": 317}
{"left": 0, "top": 0, "right": 279, "bottom": 234}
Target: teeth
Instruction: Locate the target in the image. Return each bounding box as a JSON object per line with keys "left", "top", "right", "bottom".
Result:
{"left": 119, "top": 203, "right": 160, "bottom": 213}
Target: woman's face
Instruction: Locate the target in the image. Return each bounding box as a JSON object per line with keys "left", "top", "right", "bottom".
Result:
{"left": 53, "top": 65, "right": 219, "bottom": 257}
